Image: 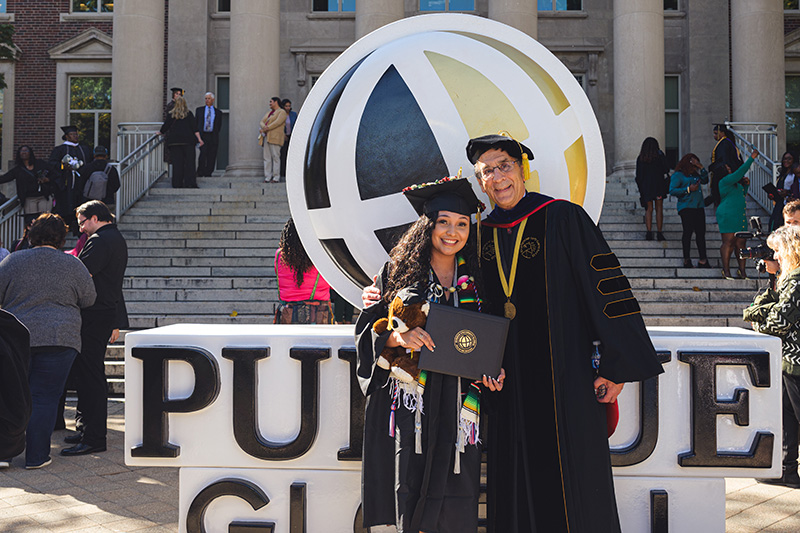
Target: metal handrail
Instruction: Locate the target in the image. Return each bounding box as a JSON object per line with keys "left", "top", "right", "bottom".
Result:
{"left": 117, "top": 122, "right": 163, "bottom": 161}
{"left": 0, "top": 195, "right": 22, "bottom": 252}
{"left": 725, "top": 122, "right": 778, "bottom": 212}
{"left": 113, "top": 132, "right": 166, "bottom": 220}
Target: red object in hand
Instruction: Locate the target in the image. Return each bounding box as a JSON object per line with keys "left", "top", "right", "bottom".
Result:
{"left": 606, "top": 401, "right": 619, "bottom": 437}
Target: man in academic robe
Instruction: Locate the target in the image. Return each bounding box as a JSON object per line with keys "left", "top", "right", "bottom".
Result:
{"left": 196, "top": 92, "right": 222, "bottom": 177}
{"left": 48, "top": 125, "right": 93, "bottom": 230}
{"left": 466, "top": 134, "right": 664, "bottom": 533}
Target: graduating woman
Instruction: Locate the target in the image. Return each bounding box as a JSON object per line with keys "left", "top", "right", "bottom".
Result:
{"left": 355, "top": 176, "right": 503, "bottom": 533}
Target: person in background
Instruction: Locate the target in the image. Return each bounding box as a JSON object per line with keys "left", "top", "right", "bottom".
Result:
{"left": 11, "top": 213, "right": 38, "bottom": 252}
{"left": 635, "top": 137, "right": 670, "bottom": 241}
{"left": 78, "top": 146, "right": 120, "bottom": 205}
{"left": 274, "top": 218, "right": 332, "bottom": 324}
{"left": 0, "top": 213, "right": 96, "bottom": 469}
{"left": 744, "top": 224, "right": 800, "bottom": 489}
{"left": 158, "top": 96, "right": 203, "bottom": 189}
{"left": 259, "top": 97, "right": 287, "bottom": 183}
{"left": 769, "top": 152, "right": 796, "bottom": 231}
{"left": 708, "top": 123, "right": 743, "bottom": 208}
{"left": 196, "top": 92, "right": 222, "bottom": 177}
{"left": 279, "top": 99, "right": 297, "bottom": 182}
{"left": 716, "top": 148, "right": 758, "bottom": 280}
{"left": 48, "top": 125, "right": 93, "bottom": 231}
{"left": 669, "top": 153, "right": 711, "bottom": 268}
{"left": 0, "top": 146, "right": 53, "bottom": 214}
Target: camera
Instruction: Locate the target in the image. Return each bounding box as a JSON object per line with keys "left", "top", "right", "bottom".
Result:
{"left": 736, "top": 217, "right": 773, "bottom": 273}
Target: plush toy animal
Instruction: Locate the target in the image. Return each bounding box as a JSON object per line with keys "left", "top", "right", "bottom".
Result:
{"left": 373, "top": 287, "right": 430, "bottom": 383}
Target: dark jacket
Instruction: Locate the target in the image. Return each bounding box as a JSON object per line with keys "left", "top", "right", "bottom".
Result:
{"left": 79, "top": 223, "right": 128, "bottom": 314}
{"left": 78, "top": 159, "right": 121, "bottom": 204}
{"left": 635, "top": 151, "right": 670, "bottom": 204}
{"left": 0, "top": 308, "right": 31, "bottom": 459}
{"left": 0, "top": 160, "right": 54, "bottom": 202}
{"left": 195, "top": 106, "right": 222, "bottom": 138}
{"left": 160, "top": 113, "right": 198, "bottom": 146}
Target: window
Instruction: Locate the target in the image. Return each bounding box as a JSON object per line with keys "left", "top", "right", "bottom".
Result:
{"left": 664, "top": 0, "right": 678, "bottom": 10}
{"left": 420, "top": 0, "right": 474, "bottom": 10}
{"left": 665, "top": 75, "right": 680, "bottom": 169}
{"left": 216, "top": 76, "right": 230, "bottom": 171}
{"left": 218, "top": 0, "right": 230, "bottom": 12}
{"left": 71, "top": 0, "right": 113, "bottom": 13}
{"left": 787, "top": 76, "right": 800, "bottom": 156}
{"left": 69, "top": 76, "right": 111, "bottom": 150}
{"left": 573, "top": 74, "right": 585, "bottom": 90}
{"left": 537, "top": 0, "right": 581, "bottom": 11}
{"left": 0, "top": 2, "right": 5, "bottom": 13}
{"left": 786, "top": 0, "right": 799, "bottom": 10}
{"left": 312, "top": 0, "right": 354, "bottom": 12}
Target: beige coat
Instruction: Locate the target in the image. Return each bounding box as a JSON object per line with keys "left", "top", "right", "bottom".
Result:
{"left": 260, "top": 108, "right": 287, "bottom": 146}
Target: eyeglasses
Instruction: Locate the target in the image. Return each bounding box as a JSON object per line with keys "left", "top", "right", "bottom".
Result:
{"left": 476, "top": 159, "right": 518, "bottom": 181}
{"left": 77, "top": 217, "right": 88, "bottom": 227}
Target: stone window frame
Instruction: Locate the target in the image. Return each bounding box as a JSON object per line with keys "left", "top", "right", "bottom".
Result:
{"left": 68, "top": 75, "right": 112, "bottom": 149}
{"left": 785, "top": 75, "right": 800, "bottom": 155}
{"left": 0, "top": 60, "right": 14, "bottom": 173}
{"left": 49, "top": 29, "right": 113, "bottom": 147}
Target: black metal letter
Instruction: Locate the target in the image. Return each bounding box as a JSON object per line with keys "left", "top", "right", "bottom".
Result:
{"left": 223, "top": 347, "right": 329, "bottom": 460}
{"left": 650, "top": 489, "right": 668, "bottom": 533}
{"left": 186, "top": 479, "right": 271, "bottom": 533}
{"left": 337, "top": 348, "right": 365, "bottom": 461}
{"left": 131, "top": 346, "right": 220, "bottom": 457}
{"left": 611, "top": 352, "right": 671, "bottom": 466}
{"left": 290, "top": 482, "right": 306, "bottom": 533}
{"left": 678, "top": 351, "right": 773, "bottom": 467}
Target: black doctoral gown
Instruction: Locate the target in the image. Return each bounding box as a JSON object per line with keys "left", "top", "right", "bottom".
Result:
{"left": 479, "top": 193, "right": 664, "bottom": 533}
{"left": 48, "top": 143, "right": 93, "bottom": 220}
{"left": 355, "top": 264, "right": 482, "bottom": 533}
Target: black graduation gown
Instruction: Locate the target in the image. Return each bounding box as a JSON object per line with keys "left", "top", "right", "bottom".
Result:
{"left": 48, "top": 143, "right": 93, "bottom": 220}
{"left": 355, "top": 265, "right": 482, "bottom": 533}
{"left": 479, "top": 193, "right": 664, "bottom": 533}
{"left": 0, "top": 309, "right": 31, "bottom": 459}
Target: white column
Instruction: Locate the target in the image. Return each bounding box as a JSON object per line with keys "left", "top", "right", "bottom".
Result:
{"left": 489, "top": 0, "right": 537, "bottom": 39}
{"left": 355, "top": 0, "right": 404, "bottom": 40}
{"left": 111, "top": 0, "right": 165, "bottom": 160}
{"left": 612, "top": 0, "right": 664, "bottom": 170}
{"left": 226, "top": 0, "right": 280, "bottom": 176}
{"left": 731, "top": 0, "right": 785, "bottom": 149}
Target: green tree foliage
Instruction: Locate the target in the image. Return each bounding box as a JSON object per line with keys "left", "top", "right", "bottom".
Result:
{"left": 0, "top": 24, "right": 15, "bottom": 90}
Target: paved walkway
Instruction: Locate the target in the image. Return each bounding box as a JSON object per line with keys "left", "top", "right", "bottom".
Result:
{"left": 0, "top": 401, "right": 799, "bottom": 532}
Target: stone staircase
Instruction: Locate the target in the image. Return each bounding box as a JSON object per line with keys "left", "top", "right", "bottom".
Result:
{"left": 118, "top": 174, "right": 289, "bottom": 328}
{"left": 601, "top": 172, "right": 770, "bottom": 327}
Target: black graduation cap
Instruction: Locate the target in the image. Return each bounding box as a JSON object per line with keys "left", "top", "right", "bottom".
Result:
{"left": 60, "top": 125, "right": 78, "bottom": 135}
{"left": 403, "top": 175, "right": 482, "bottom": 218}
{"left": 466, "top": 134, "right": 534, "bottom": 165}
{"left": 170, "top": 87, "right": 184, "bottom": 95}
{"left": 713, "top": 123, "right": 728, "bottom": 132}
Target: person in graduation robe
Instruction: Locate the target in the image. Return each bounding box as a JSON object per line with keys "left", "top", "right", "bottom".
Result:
{"left": 355, "top": 176, "right": 503, "bottom": 533}
{"left": 48, "top": 125, "right": 93, "bottom": 229}
{"left": 466, "top": 134, "right": 665, "bottom": 533}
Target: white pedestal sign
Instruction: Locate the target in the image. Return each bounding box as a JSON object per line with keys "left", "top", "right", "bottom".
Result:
{"left": 124, "top": 325, "right": 781, "bottom": 532}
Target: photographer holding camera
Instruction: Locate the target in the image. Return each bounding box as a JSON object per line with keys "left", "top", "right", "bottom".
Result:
{"left": 763, "top": 200, "right": 800, "bottom": 276}
{"left": 744, "top": 223, "right": 800, "bottom": 488}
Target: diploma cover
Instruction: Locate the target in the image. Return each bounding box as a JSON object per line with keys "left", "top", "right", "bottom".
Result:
{"left": 418, "top": 303, "right": 509, "bottom": 380}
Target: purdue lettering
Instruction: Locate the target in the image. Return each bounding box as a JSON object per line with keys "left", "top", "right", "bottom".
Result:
{"left": 337, "top": 348, "right": 366, "bottom": 460}
{"left": 222, "top": 347, "right": 330, "bottom": 460}
{"left": 186, "top": 479, "right": 271, "bottom": 533}
{"left": 131, "top": 346, "right": 220, "bottom": 457}
{"left": 678, "top": 351, "right": 773, "bottom": 467}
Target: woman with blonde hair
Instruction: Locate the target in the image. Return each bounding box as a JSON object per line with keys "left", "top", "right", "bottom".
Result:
{"left": 159, "top": 96, "right": 203, "bottom": 188}
{"left": 744, "top": 224, "right": 800, "bottom": 488}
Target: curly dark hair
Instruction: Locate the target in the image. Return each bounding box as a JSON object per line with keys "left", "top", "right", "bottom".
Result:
{"left": 28, "top": 213, "right": 68, "bottom": 248}
{"left": 674, "top": 153, "right": 700, "bottom": 176}
{"left": 384, "top": 212, "right": 482, "bottom": 303}
{"left": 278, "top": 218, "right": 313, "bottom": 287}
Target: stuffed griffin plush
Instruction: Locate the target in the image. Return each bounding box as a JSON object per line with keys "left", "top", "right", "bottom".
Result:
{"left": 373, "top": 287, "right": 430, "bottom": 383}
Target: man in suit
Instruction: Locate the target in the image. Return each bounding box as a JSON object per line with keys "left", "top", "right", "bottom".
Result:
{"left": 196, "top": 92, "right": 222, "bottom": 177}
{"left": 61, "top": 200, "right": 128, "bottom": 456}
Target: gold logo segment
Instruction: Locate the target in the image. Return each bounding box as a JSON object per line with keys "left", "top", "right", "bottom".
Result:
{"left": 454, "top": 330, "right": 478, "bottom": 354}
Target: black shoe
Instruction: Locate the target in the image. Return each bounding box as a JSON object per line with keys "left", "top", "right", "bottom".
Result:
{"left": 683, "top": 259, "right": 693, "bottom": 268}
{"left": 757, "top": 473, "right": 800, "bottom": 489}
{"left": 60, "top": 443, "right": 106, "bottom": 456}
{"left": 645, "top": 231, "right": 653, "bottom": 241}
{"left": 63, "top": 432, "right": 83, "bottom": 444}
{"left": 657, "top": 232, "right": 666, "bottom": 241}
{"left": 697, "top": 260, "right": 711, "bottom": 268}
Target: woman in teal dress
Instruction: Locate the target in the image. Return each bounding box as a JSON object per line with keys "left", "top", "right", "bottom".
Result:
{"left": 716, "top": 148, "right": 758, "bottom": 279}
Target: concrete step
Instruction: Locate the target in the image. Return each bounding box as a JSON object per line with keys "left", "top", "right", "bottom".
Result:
{"left": 123, "top": 288, "right": 279, "bottom": 302}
